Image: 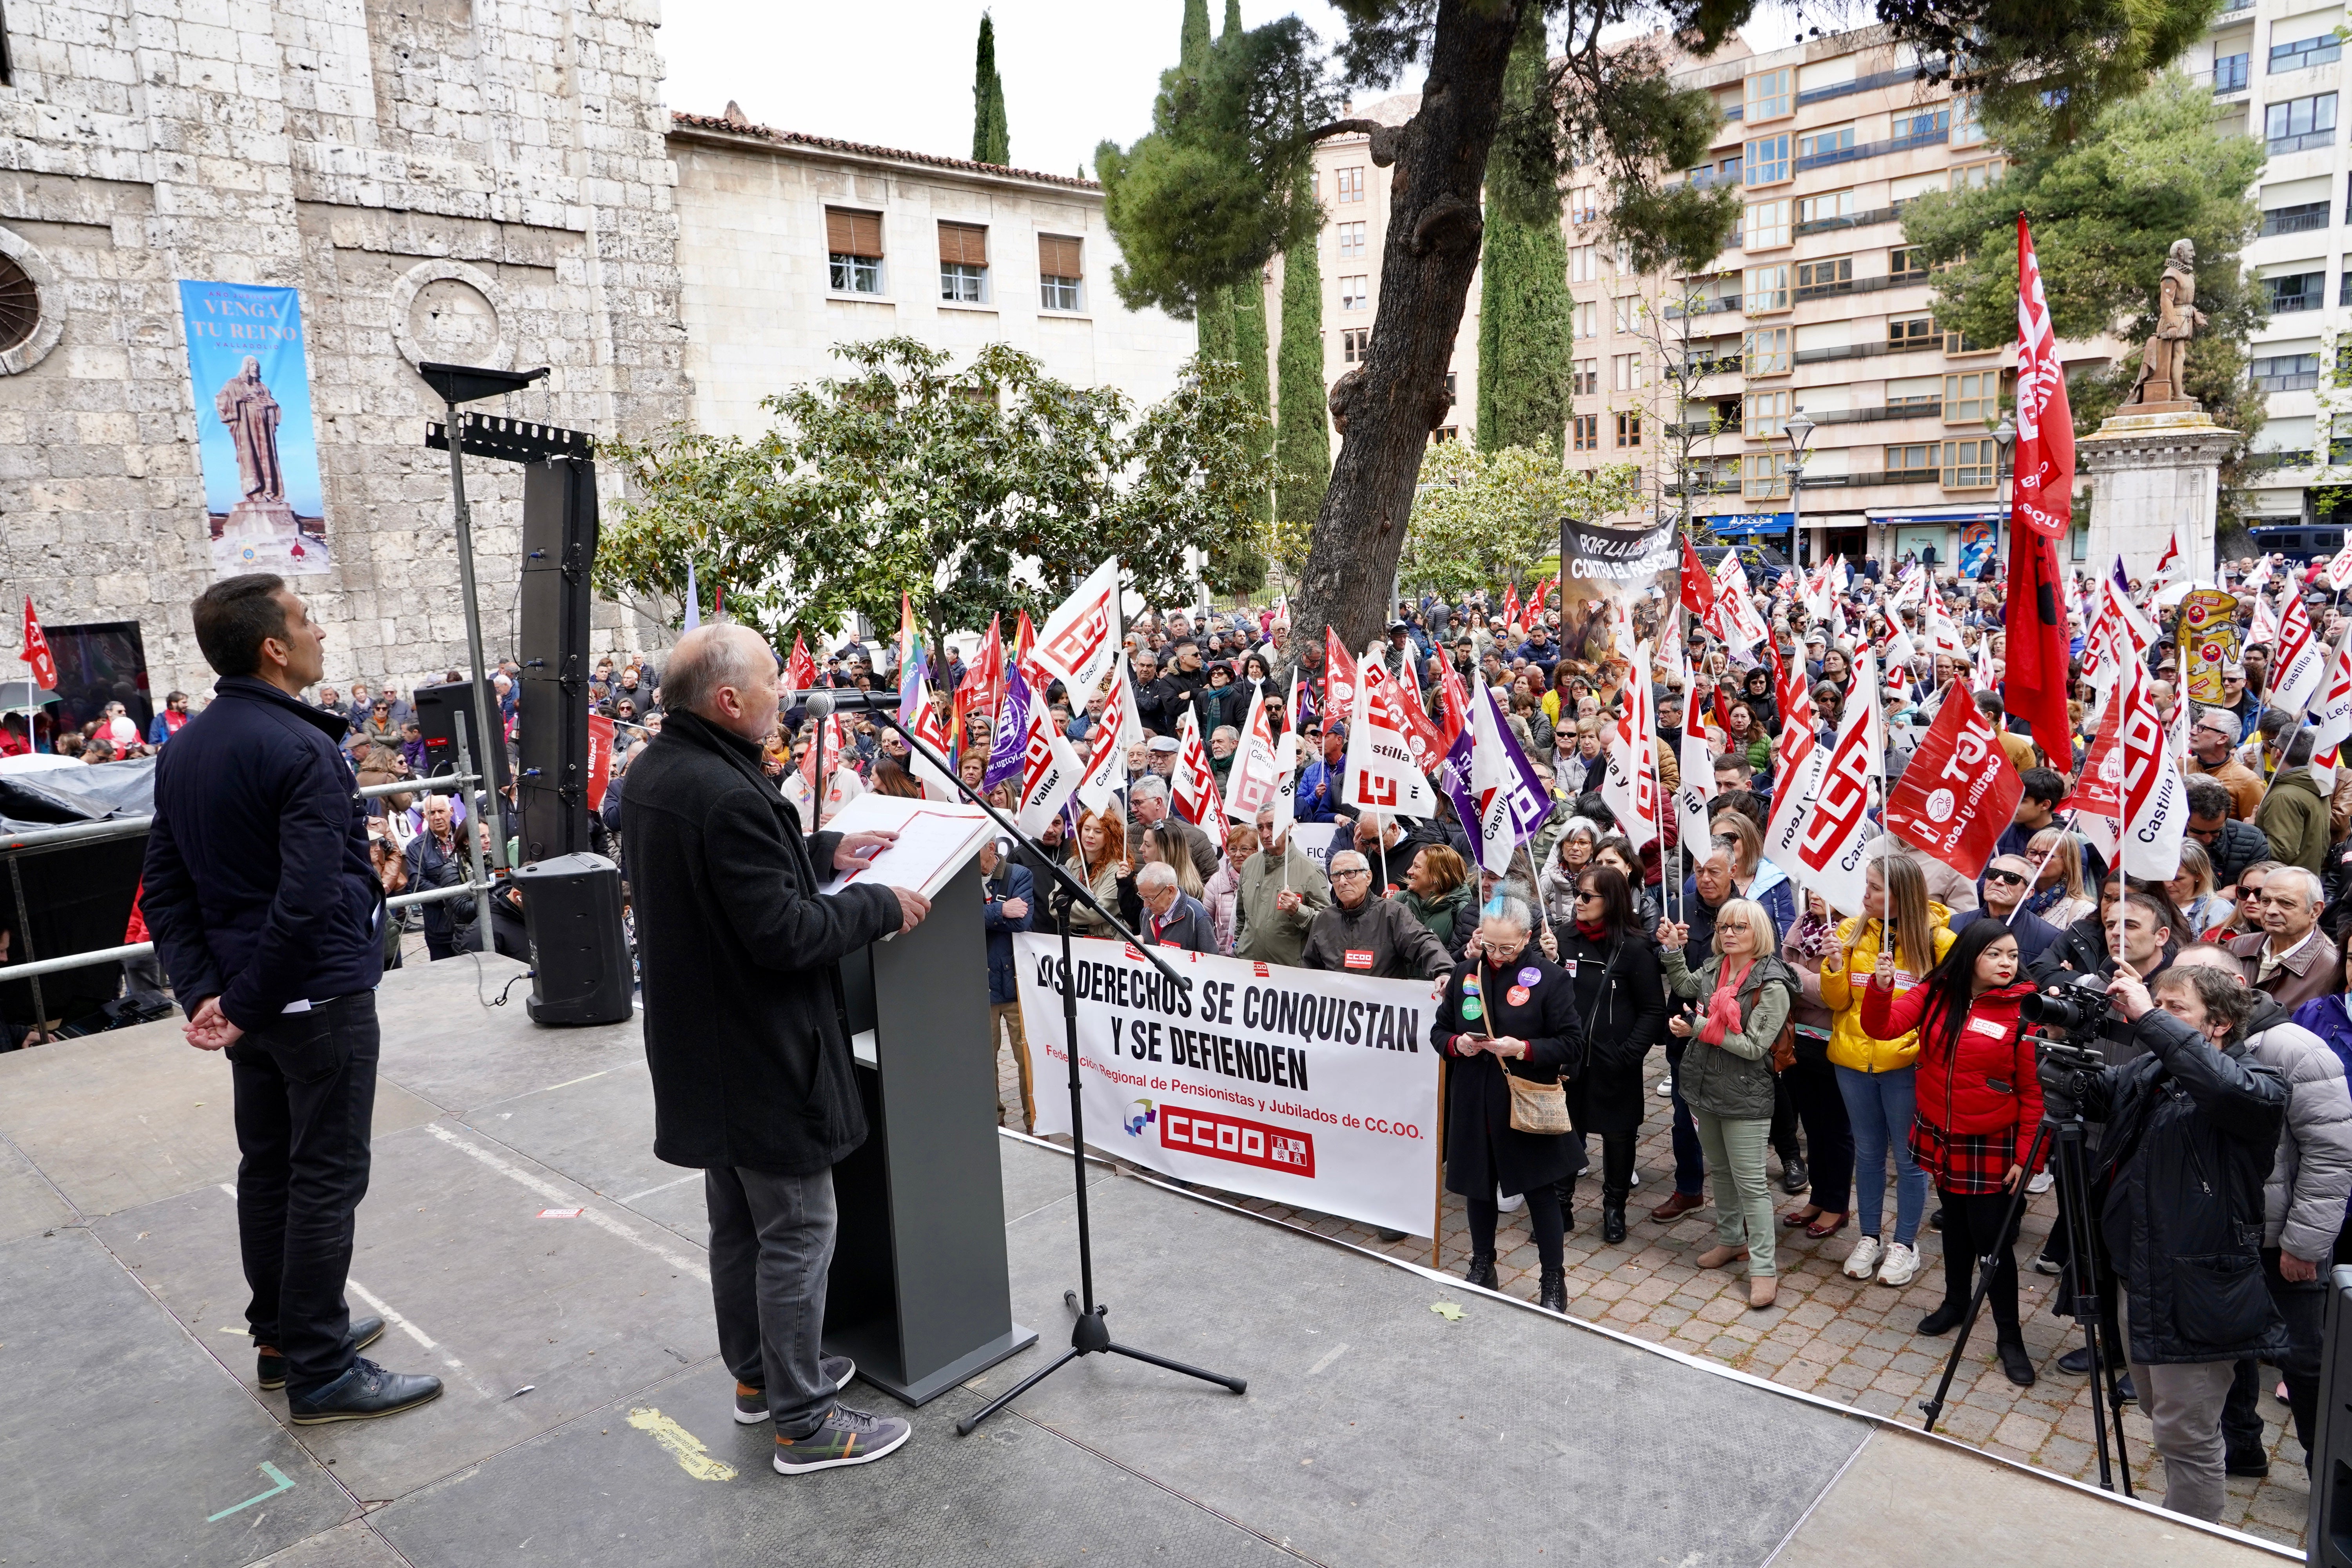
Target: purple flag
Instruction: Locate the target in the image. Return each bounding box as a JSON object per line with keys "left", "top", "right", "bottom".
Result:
{"left": 1437, "top": 727, "right": 1478, "bottom": 836}
{"left": 982, "top": 662, "right": 1032, "bottom": 791}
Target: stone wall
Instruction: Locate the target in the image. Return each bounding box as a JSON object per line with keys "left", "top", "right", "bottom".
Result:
{"left": 0, "top": 0, "right": 690, "bottom": 701}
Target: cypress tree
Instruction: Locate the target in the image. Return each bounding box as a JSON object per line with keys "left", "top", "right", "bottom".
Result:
{"left": 1180, "top": 0, "right": 1210, "bottom": 73}
{"left": 1475, "top": 7, "right": 1573, "bottom": 453}
{"left": 1181, "top": 0, "right": 1234, "bottom": 359}
{"left": 1275, "top": 240, "right": 1330, "bottom": 528}
{"left": 1232, "top": 266, "right": 1272, "bottom": 522}
{"left": 971, "top": 13, "right": 1010, "bottom": 165}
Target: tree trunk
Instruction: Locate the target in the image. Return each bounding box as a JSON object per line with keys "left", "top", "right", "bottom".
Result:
{"left": 1292, "top": 0, "right": 1524, "bottom": 677}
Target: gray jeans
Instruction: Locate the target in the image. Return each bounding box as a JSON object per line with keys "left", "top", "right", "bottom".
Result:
{"left": 706, "top": 1164, "right": 838, "bottom": 1438}
{"left": 2129, "top": 1352, "right": 2237, "bottom": 1522}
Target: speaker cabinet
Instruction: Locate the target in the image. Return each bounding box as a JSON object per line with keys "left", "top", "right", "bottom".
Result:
{"left": 512, "top": 853, "right": 632, "bottom": 1026}
{"left": 515, "top": 455, "right": 597, "bottom": 863}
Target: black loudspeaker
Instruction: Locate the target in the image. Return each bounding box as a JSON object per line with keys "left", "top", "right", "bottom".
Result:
{"left": 411, "top": 680, "right": 510, "bottom": 799}
{"left": 2311, "top": 1266, "right": 2352, "bottom": 1561}
{"left": 515, "top": 456, "right": 597, "bottom": 864}
{"left": 512, "top": 852, "right": 632, "bottom": 1026}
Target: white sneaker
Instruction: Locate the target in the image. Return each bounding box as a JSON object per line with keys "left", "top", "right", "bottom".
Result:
{"left": 1497, "top": 1186, "right": 1526, "bottom": 1214}
{"left": 1877, "top": 1241, "right": 1921, "bottom": 1287}
{"left": 2027, "top": 1171, "right": 2053, "bottom": 1195}
{"left": 1655, "top": 1078, "right": 1673, "bottom": 1097}
{"left": 1842, "top": 1235, "right": 1884, "bottom": 1280}
{"left": 1628, "top": 1168, "right": 1642, "bottom": 1189}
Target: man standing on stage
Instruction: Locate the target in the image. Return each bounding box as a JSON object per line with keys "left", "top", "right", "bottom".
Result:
{"left": 625, "top": 623, "right": 931, "bottom": 1475}
{"left": 142, "top": 574, "right": 441, "bottom": 1424}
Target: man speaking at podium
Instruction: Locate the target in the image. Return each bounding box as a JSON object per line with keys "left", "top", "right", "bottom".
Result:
{"left": 625, "top": 623, "right": 933, "bottom": 1475}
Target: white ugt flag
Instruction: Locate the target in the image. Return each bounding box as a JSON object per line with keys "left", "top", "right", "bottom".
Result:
{"left": 1074, "top": 651, "right": 1145, "bottom": 813}
{"left": 1033, "top": 557, "right": 1123, "bottom": 710}
{"left": 2271, "top": 592, "right": 2326, "bottom": 717}
{"left": 1014, "top": 696, "right": 1087, "bottom": 836}
{"left": 1343, "top": 660, "right": 1437, "bottom": 817}
{"left": 2118, "top": 653, "right": 2187, "bottom": 882}
{"left": 1224, "top": 690, "right": 1283, "bottom": 821}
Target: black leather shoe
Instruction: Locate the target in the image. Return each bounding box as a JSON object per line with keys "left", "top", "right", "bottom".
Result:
{"left": 1465, "top": 1252, "right": 1497, "bottom": 1290}
{"left": 1537, "top": 1267, "right": 1567, "bottom": 1313}
{"left": 1997, "top": 1339, "right": 2037, "bottom": 1387}
{"left": 258, "top": 1314, "right": 386, "bottom": 1392}
{"left": 1779, "top": 1157, "right": 1809, "bottom": 1196}
{"left": 288, "top": 1357, "right": 443, "bottom": 1425}
{"left": 2056, "top": 1345, "right": 2093, "bottom": 1376}
{"left": 2225, "top": 1448, "right": 2271, "bottom": 1478}
{"left": 1601, "top": 1198, "right": 1628, "bottom": 1245}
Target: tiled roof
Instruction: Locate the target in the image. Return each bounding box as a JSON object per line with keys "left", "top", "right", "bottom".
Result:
{"left": 668, "top": 110, "right": 1102, "bottom": 191}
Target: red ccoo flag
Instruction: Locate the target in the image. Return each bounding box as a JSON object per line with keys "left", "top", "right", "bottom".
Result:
{"left": 20, "top": 597, "right": 55, "bottom": 690}
{"left": 2003, "top": 214, "right": 2075, "bottom": 765}
{"left": 1884, "top": 684, "right": 2024, "bottom": 880}
{"left": 783, "top": 633, "right": 818, "bottom": 694}
{"left": 1679, "top": 535, "right": 1717, "bottom": 621}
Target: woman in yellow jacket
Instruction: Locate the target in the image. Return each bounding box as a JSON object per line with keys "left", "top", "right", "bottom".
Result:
{"left": 1815, "top": 852, "right": 1952, "bottom": 1289}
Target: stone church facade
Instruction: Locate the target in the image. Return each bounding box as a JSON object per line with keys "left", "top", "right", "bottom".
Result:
{"left": 0, "top": 0, "right": 691, "bottom": 698}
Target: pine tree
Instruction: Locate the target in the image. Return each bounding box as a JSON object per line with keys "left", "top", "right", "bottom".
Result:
{"left": 1276, "top": 241, "right": 1330, "bottom": 531}
{"left": 1475, "top": 6, "right": 1572, "bottom": 453}
{"left": 971, "top": 12, "right": 1010, "bottom": 165}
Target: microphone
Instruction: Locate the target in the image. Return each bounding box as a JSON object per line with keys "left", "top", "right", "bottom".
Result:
{"left": 789, "top": 689, "right": 903, "bottom": 715}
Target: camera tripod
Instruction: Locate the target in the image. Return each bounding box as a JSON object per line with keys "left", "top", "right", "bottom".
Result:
{"left": 1918, "top": 1097, "right": 2133, "bottom": 1496}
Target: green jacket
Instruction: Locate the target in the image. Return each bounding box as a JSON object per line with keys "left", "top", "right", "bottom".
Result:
{"left": 1660, "top": 949, "right": 1796, "bottom": 1120}
{"left": 1234, "top": 841, "right": 1332, "bottom": 967}
{"left": 2258, "top": 766, "right": 2330, "bottom": 873}
{"left": 1395, "top": 880, "right": 1475, "bottom": 951}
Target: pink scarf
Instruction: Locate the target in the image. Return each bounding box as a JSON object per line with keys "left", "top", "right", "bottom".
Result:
{"left": 1699, "top": 959, "right": 1753, "bottom": 1047}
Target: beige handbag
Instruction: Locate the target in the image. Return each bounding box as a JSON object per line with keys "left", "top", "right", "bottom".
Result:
{"left": 1480, "top": 960, "right": 1570, "bottom": 1134}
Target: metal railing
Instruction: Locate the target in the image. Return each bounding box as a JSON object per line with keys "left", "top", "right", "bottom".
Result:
{"left": 0, "top": 772, "right": 489, "bottom": 990}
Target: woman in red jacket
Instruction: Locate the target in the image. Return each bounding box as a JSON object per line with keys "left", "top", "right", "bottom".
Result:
{"left": 1860, "top": 916, "right": 2044, "bottom": 1386}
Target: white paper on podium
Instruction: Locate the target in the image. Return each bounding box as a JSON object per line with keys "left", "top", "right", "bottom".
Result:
{"left": 815, "top": 793, "right": 995, "bottom": 902}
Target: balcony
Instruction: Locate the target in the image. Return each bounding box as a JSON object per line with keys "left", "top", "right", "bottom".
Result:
{"left": 2218, "top": 0, "right": 2254, "bottom": 11}
{"left": 2260, "top": 201, "right": 2332, "bottom": 236}
{"left": 1663, "top": 297, "right": 1744, "bottom": 319}
{"left": 2210, "top": 54, "right": 2250, "bottom": 95}
{"left": 1794, "top": 58, "right": 1946, "bottom": 108}
{"left": 1794, "top": 205, "right": 1902, "bottom": 238}
{"left": 1815, "top": 400, "right": 1944, "bottom": 425}
{"left": 1794, "top": 273, "right": 1906, "bottom": 302}
{"left": 2269, "top": 129, "right": 2337, "bottom": 154}
{"left": 2268, "top": 277, "right": 2326, "bottom": 312}
{"left": 1795, "top": 341, "right": 1889, "bottom": 366}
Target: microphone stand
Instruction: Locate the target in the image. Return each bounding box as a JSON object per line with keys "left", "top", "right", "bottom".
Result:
{"left": 793, "top": 690, "right": 1249, "bottom": 1434}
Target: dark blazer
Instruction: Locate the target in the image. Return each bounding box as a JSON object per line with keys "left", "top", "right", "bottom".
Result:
{"left": 1557, "top": 924, "right": 1666, "bottom": 1137}
{"left": 1431, "top": 940, "right": 1583, "bottom": 1199}
{"left": 1142, "top": 889, "right": 1218, "bottom": 954}
{"left": 623, "top": 710, "right": 903, "bottom": 1175}
{"left": 983, "top": 858, "right": 1035, "bottom": 1003}
{"left": 142, "top": 677, "right": 384, "bottom": 1030}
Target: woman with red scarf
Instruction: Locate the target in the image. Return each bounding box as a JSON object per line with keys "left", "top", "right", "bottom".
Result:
{"left": 1859, "top": 916, "right": 2045, "bottom": 1385}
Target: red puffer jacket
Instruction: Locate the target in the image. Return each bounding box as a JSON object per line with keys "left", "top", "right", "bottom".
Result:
{"left": 1860, "top": 976, "right": 2043, "bottom": 1165}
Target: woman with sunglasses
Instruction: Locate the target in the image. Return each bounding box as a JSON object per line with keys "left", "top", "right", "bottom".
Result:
{"left": 1558, "top": 865, "right": 1666, "bottom": 1243}
{"left": 2022, "top": 828, "right": 2095, "bottom": 929}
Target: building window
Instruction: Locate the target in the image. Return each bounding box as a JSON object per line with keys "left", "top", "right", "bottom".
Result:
{"left": 1951, "top": 96, "right": 1985, "bottom": 147}
{"left": 1571, "top": 243, "right": 1598, "bottom": 283}
{"left": 1432, "top": 425, "right": 1460, "bottom": 444}
{"left": 1038, "top": 234, "right": 1083, "bottom": 310}
{"left": 1615, "top": 411, "right": 1642, "bottom": 448}
{"left": 1796, "top": 189, "right": 1856, "bottom": 227}
{"left": 2271, "top": 34, "right": 2343, "bottom": 73}
{"left": 1949, "top": 159, "right": 2006, "bottom": 192}
{"left": 1336, "top": 166, "right": 1365, "bottom": 203}
{"left": 1745, "top": 134, "right": 1790, "bottom": 184}
{"left": 2261, "top": 201, "right": 2331, "bottom": 236}
{"left": 1796, "top": 124, "right": 1856, "bottom": 164}
{"left": 1337, "top": 221, "right": 1367, "bottom": 259}
{"left": 2214, "top": 53, "right": 2250, "bottom": 93}
{"left": 1340, "top": 274, "right": 1369, "bottom": 310}
{"left": 1945, "top": 370, "right": 1999, "bottom": 423}
{"left": 1891, "top": 107, "right": 1950, "bottom": 144}
{"left": 826, "top": 207, "right": 886, "bottom": 295}
{"left": 1941, "top": 437, "right": 1996, "bottom": 488}
{"left": 2341, "top": 269, "right": 2352, "bottom": 307}
{"left": 1613, "top": 294, "right": 1642, "bottom": 332}
{"left": 2269, "top": 271, "right": 2326, "bottom": 312}
{"left": 1573, "top": 414, "right": 1600, "bottom": 451}
{"left": 1745, "top": 388, "right": 1792, "bottom": 440}
{"left": 1744, "top": 200, "right": 1791, "bottom": 250}
{"left": 1611, "top": 352, "right": 1644, "bottom": 392}
{"left": 1574, "top": 299, "right": 1597, "bottom": 339}
{"left": 1890, "top": 245, "right": 1930, "bottom": 281}
{"left": 1743, "top": 326, "right": 1789, "bottom": 375}
{"left": 1742, "top": 451, "right": 1789, "bottom": 499}
{"left": 1745, "top": 263, "right": 1790, "bottom": 314}
{"left": 1572, "top": 359, "right": 1597, "bottom": 396}
{"left": 1567, "top": 186, "right": 1598, "bottom": 223}
{"left": 1341, "top": 327, "right": 1372, "bottom": 364}
{"left": 2252, "top": 352, "right": 2321, "bottom": 392}
{"left": 1888, "top": 315, "right": 1935, "bottom": 350}
{"left": 939, "top": 221, "right": 989, "bottom": 303}
{"left": 1886, "top": 442, "right": 1936, "bottom": 477}
{"left": 1745, "top": 68, "right": 1792, "bottom": 122}
{"left": 2267, "top": 93, "right": 2338, "bottom": 153}
{"left": 1942, "top": 323, "right": 1993, "bottom": 354}
{"left": 1795, "top": 256, "right": 1854, "bottom": 298}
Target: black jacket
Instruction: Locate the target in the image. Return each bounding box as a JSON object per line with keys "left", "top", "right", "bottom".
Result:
{"left": 2030, "top": 913, "right": 2110, "bottom": 984}
{"left": 2083, "top": 1007, "right": 2291, "bottom": 1365}
{"left": 403, "top": 829, "right": 477, "bottom": 941}
{"left": 1556, "top": 924, "right": 1666, "bottom": 1137}
{"left": 623, "top": 710, "right": 903, "bottom": 1175}
{"left": 2207, "top": 816, "right": 2273, "bottom": 892}
{"left": 1431, "top": 938, "right": 1583, "bottom": 1199}
{"left": 142, "top": 677, "right": 385, "bottom": 1031}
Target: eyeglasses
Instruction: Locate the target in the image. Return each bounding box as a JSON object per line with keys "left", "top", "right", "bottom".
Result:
{"left": 1984, "top": 869, "right": 2027, "bottom": 886}
{"left": 1333, "top": 868, "right": 1371, "bottom": 879}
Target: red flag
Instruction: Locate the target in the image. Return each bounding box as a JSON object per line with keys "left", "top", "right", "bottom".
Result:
{"left": 1883, "top": 685, "right": 2023, "bottom": 880}
{"left": 1322, "top": 628, "right": 1357, "bottom": 724}
{"left": 585, "top": 713, "right": 616, "bottom": 811}
{"left": 1679, "top": 536, "right": 1717, "bottom": 621}
{"left": 2005, "top": 214, "right": 2076, "bottom": 767}
{"left": 956, "top": 616, "right": 1004, "bottom": 745}
{"left": 1501, "top": 584, "right": 1522, "bottom": 637}
{"left": 1769, "top": 642, "right": 1815, "bottom": 784}
{"left": 20, "top": 597, "right": 56, "bottom": 690}
{"left": 784, "top": 634, "right": 818, "bottom": 694}
{"left": 1014, "top": 609, "right": 1052, "bottom": 696}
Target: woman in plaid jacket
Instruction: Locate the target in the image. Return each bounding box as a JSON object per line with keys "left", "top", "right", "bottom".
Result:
{"left": 1860, "top": 915, "right": 2045, "bottom": 1387}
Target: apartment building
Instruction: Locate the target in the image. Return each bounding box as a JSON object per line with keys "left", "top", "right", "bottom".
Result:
{"left": 2187, "top": 0, "right": 2352, "bottom": 528}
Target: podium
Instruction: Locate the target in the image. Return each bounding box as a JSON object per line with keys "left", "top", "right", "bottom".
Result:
{"left": 828, "top": 858, "right": 1037, "bottom": 1403}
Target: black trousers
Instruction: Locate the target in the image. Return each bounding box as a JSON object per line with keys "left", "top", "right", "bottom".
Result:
{"left": 2221, "top": 1247, "right": 2330, "bottom": 1463}
{"left": 1769, "top": 1070, "right": 1804, "bottom": 1167}
{"left": 227, "top": 993, "right": 379, "bottom": 1399}
{"left": 1466, "top": 1188, "right": 1564, "bottom": 1274}
{"left": 1784, "top": 1053, "right": 1853, "bottom": 1214}
{"left": 1936, "top": 1184, "right": 2025, "bottom": 1340}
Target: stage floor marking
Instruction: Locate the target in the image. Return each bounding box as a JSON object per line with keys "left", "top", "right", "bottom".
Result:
{"left": 626, "top": 1408, "right": 736, "bottom": 1482}
{"left": 206, "top": 1460, "right": 294, "bottom": 1522}
{"left": 423, "top": 1122, "right": 711, "bottom": 1284}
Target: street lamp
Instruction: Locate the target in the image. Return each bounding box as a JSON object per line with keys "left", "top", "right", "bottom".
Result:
{"left": 1991, "top": 413, "right": 2017, "bottom": 575}
{"left": 1784, "top": 409, "right": 1816, "bottom": 565}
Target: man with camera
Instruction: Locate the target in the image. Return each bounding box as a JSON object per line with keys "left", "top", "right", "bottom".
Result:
{"left": 2040, "top": 963, "right": 2288, "bottom": 1521}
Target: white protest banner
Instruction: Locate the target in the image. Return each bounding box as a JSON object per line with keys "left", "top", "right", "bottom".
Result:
{"left": 1014, "top": 935, "right": 1442, "bottom": 1236}
{"left": 1034, "top": 556, "right": 1123, "bottom": 708}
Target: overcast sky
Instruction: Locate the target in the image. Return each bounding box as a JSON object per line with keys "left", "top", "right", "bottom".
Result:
{"left": 659, "top": 2, "right": 1811, "bottom": 183}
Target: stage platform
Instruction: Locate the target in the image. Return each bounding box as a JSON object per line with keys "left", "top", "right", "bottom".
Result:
{"left": 0, "top": 955, "right": 2296, "bottom": 1567}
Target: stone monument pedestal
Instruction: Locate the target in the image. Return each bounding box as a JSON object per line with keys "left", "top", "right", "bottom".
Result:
{"left": 212, "top": 497, "right": 330, "bottom": 574}
{"left": 2075, "top": 405, "right": 2236, "bottom": 584}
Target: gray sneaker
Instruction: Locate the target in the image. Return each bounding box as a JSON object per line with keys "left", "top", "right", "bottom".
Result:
{"left": 734, "top": 1356, "right": 856, "bottom": 1424}
{"left": 771, "top": 1403, "right": 911, "bottom": 1474}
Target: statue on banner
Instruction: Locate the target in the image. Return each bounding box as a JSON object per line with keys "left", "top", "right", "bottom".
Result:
{"left": 216, "top": 356, "right": 287, "bottom": 506}
{"left": 2123, "top": 239, "right": 2206, "bottom": 409}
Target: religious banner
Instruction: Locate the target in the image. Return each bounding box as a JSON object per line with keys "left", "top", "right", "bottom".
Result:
{"left": 178, "top": 280, "right": 329, "bottom": 577}
{"left": 1556, "top": 516, "right": 1679, "bottom": 674}
{"left": 1014, "top": 934, "right": 1443, "bottom": 1236}
{"left": 2177, "top": 589, "right": 2241, "bottom": 705}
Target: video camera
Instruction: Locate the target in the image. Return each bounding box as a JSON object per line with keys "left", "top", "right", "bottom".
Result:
{"left": 2020, "top": 971, "right": 2116, "bottom": 1120}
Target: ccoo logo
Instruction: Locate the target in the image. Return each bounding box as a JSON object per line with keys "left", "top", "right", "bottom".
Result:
{"left": 1123, "top": 1098, "right": 1157, "bottom": 1137}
